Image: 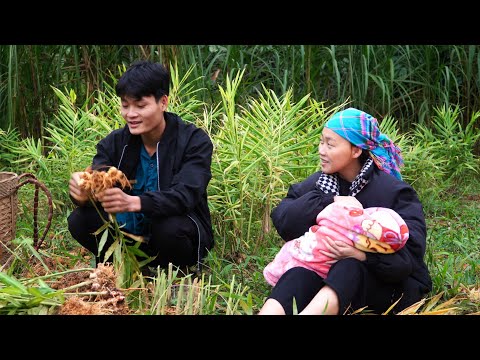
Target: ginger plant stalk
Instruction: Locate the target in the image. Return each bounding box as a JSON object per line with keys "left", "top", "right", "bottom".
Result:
{"left": 77, "top": 166, "right": 153, "bottom": 289}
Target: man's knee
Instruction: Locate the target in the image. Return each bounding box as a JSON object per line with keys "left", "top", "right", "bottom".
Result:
{"left": 150, "top": 216, "right": 196, "bottom": 239}
{"left": 151, "top": 216, "right": 194, "bottom": 236}
{"left": 147, "top": 215, "right": 206, "bottom": 267}
{"left": 67, "top": 206, "right": 102, "bottom": 240}
{"left": 67, "top": 207, "right": 84, "bottom": 239}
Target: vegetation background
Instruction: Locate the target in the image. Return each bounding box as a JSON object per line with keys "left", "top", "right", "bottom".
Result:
{"left": 0, "top": 45, "right": 479, "bottom": 314}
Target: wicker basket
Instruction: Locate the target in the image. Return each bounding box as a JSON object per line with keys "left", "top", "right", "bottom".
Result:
{"left": 0, "top": 172, "right": 53, "bottom": 251}
{"left": 0, "top": 172, "right": 19, "bottom": 244}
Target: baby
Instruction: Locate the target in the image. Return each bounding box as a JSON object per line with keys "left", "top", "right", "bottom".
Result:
{"left": 264, "top": 198, "right": 409, "bottom": 286}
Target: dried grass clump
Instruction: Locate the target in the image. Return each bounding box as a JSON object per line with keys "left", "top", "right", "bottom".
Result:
{"left": 58, "top": 264, "right": 129, "bottom": 315}
{"left": 51, "top": 267, "right": 91, "bottom": 292}
{"left": 58, "top": 295, "right": 129, "bottom": 315}
{"left": 461, "top": 285, "right": 480, "bottom": 303}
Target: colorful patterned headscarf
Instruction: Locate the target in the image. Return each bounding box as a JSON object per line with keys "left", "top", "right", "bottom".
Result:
{"left": 325, "top": 107, "right": 404, "bottom": 180}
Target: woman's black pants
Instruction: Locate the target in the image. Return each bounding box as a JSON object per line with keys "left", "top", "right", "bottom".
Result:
{"left": 267, "top": 259, "right": 397, "bottom": 315}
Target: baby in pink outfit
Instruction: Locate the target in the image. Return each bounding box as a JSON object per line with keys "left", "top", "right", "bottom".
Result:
{"left": 264, "top": 199, "right": 409, "bottom": 286}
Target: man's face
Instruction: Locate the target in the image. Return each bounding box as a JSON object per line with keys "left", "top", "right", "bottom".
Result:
{"left": 120, "top": 95, "right": 167, "bottom": 136}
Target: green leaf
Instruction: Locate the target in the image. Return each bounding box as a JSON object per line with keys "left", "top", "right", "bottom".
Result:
{"left": 103, "top": 238, "right": 119, "bottom": 263}
{"left": 97, "top": 228, "right": 110, "bottom": 256}
{"left": 92, "top": 221, "right": 111, "bottom": 236}
{"left": 0, "top": 272, "right": 27, "bottom": 293}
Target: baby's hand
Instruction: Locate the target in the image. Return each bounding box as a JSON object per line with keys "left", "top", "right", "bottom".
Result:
{"left": 334, "top": 195, "right": 362, "bottom": 208}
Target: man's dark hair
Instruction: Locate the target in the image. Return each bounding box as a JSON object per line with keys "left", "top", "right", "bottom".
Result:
{"left": 115, "top": 61, "right": 170, "bottom": 102}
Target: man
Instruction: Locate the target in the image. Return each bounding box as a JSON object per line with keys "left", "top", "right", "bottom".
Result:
{"left": 68, "top": 61, "right": 214, "bottom": 273}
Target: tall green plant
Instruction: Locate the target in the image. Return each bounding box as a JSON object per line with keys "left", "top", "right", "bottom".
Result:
{"left": 0, "top": 128, "right": 20, "bottom": 171}
{"left": 208, "top": 70, "right": 342, "bottom": 256}
{"left": 414, "top": 105, "right": 480, "bottom": 183}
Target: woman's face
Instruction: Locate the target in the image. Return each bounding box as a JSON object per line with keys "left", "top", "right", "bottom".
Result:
{"left": 318, "top": 128, "right": 361, "bottom": 181}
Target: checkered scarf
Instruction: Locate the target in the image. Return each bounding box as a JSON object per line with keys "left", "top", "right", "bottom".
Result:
{"left": 316, "top": 158, "right": 374, "bottom": 197}
{"left": 325, "top": 107, "right": 403, "bottom": 180}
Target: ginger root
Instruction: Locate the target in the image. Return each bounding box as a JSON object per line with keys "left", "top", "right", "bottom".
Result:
{"left": 77, "top": 166, "right": 131, "bottom": 200}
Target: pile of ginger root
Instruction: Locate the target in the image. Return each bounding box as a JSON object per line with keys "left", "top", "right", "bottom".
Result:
{"left": 77, "top": 166, "right": 131, "bottom": 200}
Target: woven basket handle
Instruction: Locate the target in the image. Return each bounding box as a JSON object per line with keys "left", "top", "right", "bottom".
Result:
{"left": 15, "top": 173, "right": 53, "bottom": 250}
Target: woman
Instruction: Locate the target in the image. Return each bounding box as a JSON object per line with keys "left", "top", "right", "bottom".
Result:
{"left": 258, "top": 107, "right": 432, "bottom": 315}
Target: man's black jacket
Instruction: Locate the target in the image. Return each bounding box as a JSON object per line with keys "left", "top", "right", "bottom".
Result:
{"left": 91, "top": 112, "right": 214, "bottom": 250}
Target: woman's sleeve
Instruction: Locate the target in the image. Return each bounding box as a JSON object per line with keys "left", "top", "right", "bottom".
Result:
{"left": 364, "top": 185, "right": 427, "bottom": 283}
{"left": 271, "top": 174, "right": 336, "bottom": 241}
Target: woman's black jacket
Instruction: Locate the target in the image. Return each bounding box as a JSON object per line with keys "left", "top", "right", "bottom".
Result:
{"left": 271, "top": 166, "right": 432, "bottom": 309}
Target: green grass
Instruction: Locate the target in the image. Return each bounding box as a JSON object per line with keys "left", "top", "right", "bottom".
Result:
{"left": 1, "top": 63, "right": 479, "bottom": 315}
{"left": 3, "top": 176, "right": 478, "bottom": 315}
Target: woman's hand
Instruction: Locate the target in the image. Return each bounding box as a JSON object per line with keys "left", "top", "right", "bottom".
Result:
{"left": 69, "top": 172, "right": 89, "bottom": 205}
{"left": 319, "top": 236, "right": 367, "bottom": 264}
{"left": 96, "top": 188, "right": 141, "bottom": 214}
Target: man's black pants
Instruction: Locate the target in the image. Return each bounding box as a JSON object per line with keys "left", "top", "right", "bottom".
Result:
{"left": 67, "top": 206, "right": 207, "bottom": 269}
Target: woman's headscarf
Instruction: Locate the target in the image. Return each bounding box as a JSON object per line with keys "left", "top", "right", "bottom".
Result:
{"left": 325, "top": 107, "right": 404, "bottom": 180}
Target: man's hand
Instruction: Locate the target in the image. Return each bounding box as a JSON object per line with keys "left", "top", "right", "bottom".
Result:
{"left": 69, "top": 172, "right": 89, "bottom": 206}
{"left": 96, "top": 188, "right": 141, "bottom": 214}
